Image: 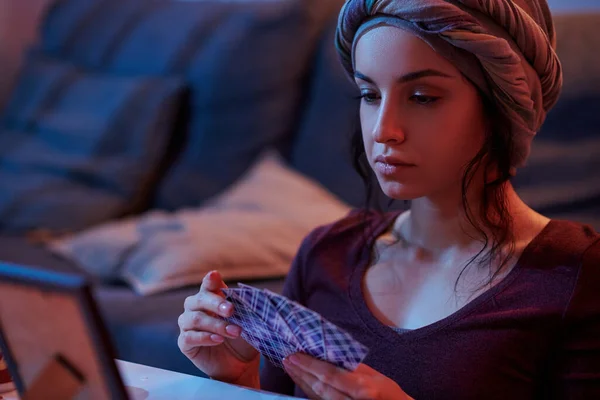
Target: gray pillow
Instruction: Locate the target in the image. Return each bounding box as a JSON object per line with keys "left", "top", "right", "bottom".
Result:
{"left": 49, "top": 152, "right": 351, "bottom": 295}
{"left": 0, "top": 55, "right": 186, "bottom": 233}
{"left": 36, "top": 0, "right": 342, "bottom": 209}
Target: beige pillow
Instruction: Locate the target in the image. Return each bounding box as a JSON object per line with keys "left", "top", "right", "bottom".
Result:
{"left": 50, "top": 152, "right": 350, "bottom": 295}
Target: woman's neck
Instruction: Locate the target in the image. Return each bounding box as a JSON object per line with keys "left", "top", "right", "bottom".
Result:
{"left": 396, "top": 182, "right": 532, "bottom": 256}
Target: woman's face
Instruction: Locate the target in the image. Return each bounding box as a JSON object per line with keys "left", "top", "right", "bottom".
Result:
{"left": 354, "top": 26, "right": 488, "bottom": 201}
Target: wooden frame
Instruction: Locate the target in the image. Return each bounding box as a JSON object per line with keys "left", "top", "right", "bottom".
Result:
{"left": 0, "top": 262, "right": 128, "bottom": 399}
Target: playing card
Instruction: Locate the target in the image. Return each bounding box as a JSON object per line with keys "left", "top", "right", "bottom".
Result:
{"left": 321, "top": 317, "right": 369, "bottom": 371}
{"left": 230, "top": 284, "right": 298, "bottom": 345}
{"left": 262, "top": 288, "right": 367, "bottom": 371}
{"left": 221, "top": 283, "right": 369, "bottom": 371}
{"left": 222, "top": 285, "right": 300, "bottom": 368}
{"left": 262, "top": 289, "right": 325, "bottom": 360}
{"left": 222, "top": 293, "right": 298, "bottom": 368}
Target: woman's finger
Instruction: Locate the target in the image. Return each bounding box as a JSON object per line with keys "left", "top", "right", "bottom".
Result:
{"left": 284, "top": 359, "right": 350, "bottom": 400}
{"left": 287, "top": 354, "right": 355, "bottom": 394}
{"left": 178, "top": 311, "right": 241, "bottom": 339}
{"left": 201, "top": 270, "right": 228, "bottom": 293}
{"left": 177, "top": 330, "right": 225, "bottom": 353}
{"left": 184, "top": 282, "right": 233, "bottom": 318}
{"left": 284, "top": 361, "right": 321, "bottom": 400}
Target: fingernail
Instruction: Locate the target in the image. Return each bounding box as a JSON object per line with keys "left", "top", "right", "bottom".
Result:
{"left": 288, "top": 355, "right": 299, "bottom": 365}
{"left": 225, "top": 325, "right": 241, "bottom": 337}
{"left": 219, "top": 302, "right": 232, "bottom": 314}
{"left": 210, "top": 334, "right": 224, "bottom": 343}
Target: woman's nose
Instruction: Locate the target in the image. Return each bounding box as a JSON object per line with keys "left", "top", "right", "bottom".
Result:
{"left": 372, "top": 101, "right": 406, "bottom": 144}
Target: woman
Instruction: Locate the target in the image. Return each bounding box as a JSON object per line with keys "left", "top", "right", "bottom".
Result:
{"left": 177, "top": 0, "right": 600, "bottom": 398}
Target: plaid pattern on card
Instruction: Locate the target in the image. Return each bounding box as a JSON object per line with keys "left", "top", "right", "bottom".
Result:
{"left": 262, "top": 289, "right": 325, "bottom": 359}
{"left": 222, "top": 283, "right": 368, "bottom": 371}
{"left": 224, "top": 295, "right": 299, "bottom": 368}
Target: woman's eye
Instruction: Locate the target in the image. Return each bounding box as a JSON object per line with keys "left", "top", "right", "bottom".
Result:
{"left": 357, "top": 92, "right": 380, "bottom": 104}
{"left": 410, "top": 94, "right": 440, "bottom": 105}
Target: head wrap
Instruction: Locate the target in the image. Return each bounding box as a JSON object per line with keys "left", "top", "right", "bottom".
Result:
{"left": 335, "top": 0, "right": 563, "bottom": 169}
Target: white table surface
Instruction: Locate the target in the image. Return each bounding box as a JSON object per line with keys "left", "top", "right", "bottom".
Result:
{"left": 1, "top": 360, "right": 303, "bottom": 400}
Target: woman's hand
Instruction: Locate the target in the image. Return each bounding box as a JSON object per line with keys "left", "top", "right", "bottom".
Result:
{"left": 283, "top": 353, "right": 413, "bottom": 400}
{"left": 177, "top": 271, "right": 260, "bottom": 387}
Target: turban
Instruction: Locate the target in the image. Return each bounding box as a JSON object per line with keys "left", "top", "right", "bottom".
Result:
{"left": 335, "top": 0, "right": 563, "bottom": 169}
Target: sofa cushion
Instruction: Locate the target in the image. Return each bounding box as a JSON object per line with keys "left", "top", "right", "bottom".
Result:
{"left": 288, "top": 16, "right": 362, "bottom": 207}
{"left": 49, "top": 152, "right": 350, "bottom": 295}
{"left": 35, "top": 0, "right": 340, "bottom": 209}
{"left": 0, "top": 54, "right": 185, "bottom": 233}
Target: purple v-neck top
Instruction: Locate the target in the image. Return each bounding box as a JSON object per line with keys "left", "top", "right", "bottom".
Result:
{"left": 260, "top": 210, "right": 600, "bottom": 399}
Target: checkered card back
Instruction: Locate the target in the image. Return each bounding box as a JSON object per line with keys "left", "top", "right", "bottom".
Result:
{"left": 224, "top": 285, "right": 297, "bottom": 344}
{"left": 321, "top": 318, "right": 369, "bottom": 371}
{"left": 264, "top": 289, "right": 368, "bottom": 371}
{"left": 262, "top": 289, "right": 325, "bottom": 359}
{"left": 222, "top": 284, "right": 369, "bottom": 371}
{"left": 222, "top": 288, "right": 299, "bottom": 368}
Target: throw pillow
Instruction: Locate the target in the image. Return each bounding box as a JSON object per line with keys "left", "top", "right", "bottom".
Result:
{"left": 0, "top": 54, "right": 186, "bottom": 233}
{"left": 49, "top": 152, "right": 351, "bottom": 295}
{"left": 35, "top": 0, "right": 343, "bottom": 209}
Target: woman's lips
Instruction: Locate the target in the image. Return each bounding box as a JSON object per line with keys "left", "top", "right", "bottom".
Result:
{"left": 374, "top": 161, "right": 416, "bottom": 175}
{"left": 374, "top": 156, "right": 416, "bottom": 176}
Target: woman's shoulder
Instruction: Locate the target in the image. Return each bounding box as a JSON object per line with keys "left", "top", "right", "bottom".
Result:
{"left": 554, "top": 221, "right": 600, "bottom": 324}
{"left": 539, "top": 219, "right": 600, "bottom": 257}
{"left": 301, "top": 208, "right": 401, "bottom": 248}
{"left": 293, "top": 209, "right": 402, "bottom": 267}
{"left": 529, "top": 218, "right": 600, "bottom": 296}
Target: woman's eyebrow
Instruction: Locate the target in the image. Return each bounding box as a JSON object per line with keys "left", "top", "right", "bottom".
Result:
{"left": 354, "top": 69, "right": 453, "bottom": 84}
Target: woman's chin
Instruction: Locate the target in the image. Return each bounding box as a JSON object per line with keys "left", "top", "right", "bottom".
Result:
{"left": 378, "top": 180, "right": 424, "bottom": 201}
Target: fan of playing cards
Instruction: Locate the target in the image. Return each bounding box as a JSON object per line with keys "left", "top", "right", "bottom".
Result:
{"left": 221, "top": 283, "right": 369, "bottom": 371}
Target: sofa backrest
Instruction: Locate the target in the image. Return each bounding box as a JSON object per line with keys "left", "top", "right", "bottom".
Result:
{"left": 547, "top": 0, "right": 600, "bottom": 11}
{"left": 32, "top": 0, "right": 342, "bottom": 210}
{"left": 511, "top": 11, "right": 600, "bottom": 225}
{"left": 287, "top": 14, "right": 365, "bottom": 208}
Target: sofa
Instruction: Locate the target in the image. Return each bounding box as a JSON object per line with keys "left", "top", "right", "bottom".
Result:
{"left": 0, "top": 0, "right": 598, "bottom": 378}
